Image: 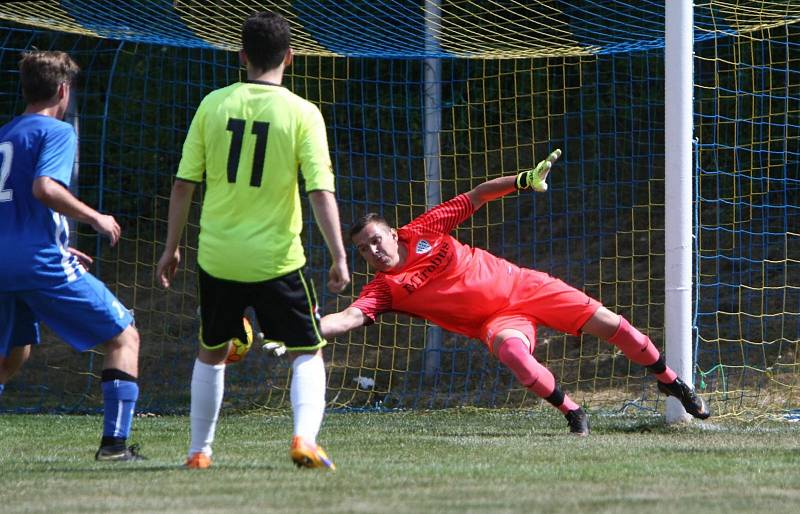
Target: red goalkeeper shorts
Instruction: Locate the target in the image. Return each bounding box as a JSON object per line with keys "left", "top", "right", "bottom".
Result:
{"left": 480, "top": 269, "right": 602, "bottom": 353}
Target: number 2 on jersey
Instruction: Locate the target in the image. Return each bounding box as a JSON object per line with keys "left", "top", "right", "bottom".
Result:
{"left": 226, "top": 118, "right": 270, "bottom": 187}
{"left": 0, "top": 141, "right": 14, "bottom": 202}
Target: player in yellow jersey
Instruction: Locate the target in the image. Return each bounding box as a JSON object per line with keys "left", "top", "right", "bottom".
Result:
{"left": 156, "top": 11, "right": 349, "bottom": 470}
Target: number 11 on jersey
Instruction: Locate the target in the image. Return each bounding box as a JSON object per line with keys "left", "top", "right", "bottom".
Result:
{"left": 225, "top": 118, "right": 270, "bottom": 187}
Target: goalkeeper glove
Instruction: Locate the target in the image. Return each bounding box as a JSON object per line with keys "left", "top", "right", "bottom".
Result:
{"left": 262, "top": 340, "right": 287, "bottom": 357}
{"left": 515, "top": 148, "right": 562, "bottom": 192}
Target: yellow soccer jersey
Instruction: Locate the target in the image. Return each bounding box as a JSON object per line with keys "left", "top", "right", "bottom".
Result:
{"left": 177, "top": 81, "right": 335, "bottom": 282}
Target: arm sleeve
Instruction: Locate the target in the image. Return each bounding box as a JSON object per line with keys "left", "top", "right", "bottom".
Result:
{"left": 350, "top": 278, "right": 393, "bottom": 323}
{"left": 298, "top": 103, "right": 335, "bottom": 192}
{"left": 35, "top": 124, "right": 76, "bottom": 187}
{"left": 403, "top": 193, "right": 475, "bottom": 235}
{"left": 176, "top": 102, "right": 207, "bottom": 183}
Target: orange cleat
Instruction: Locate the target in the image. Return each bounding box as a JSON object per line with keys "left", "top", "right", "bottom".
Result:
{"left": 185, "top": 451, "right": 212, "bottom": 469}
{"left": 290, "top": 436, "right": 336, "bottom": 470}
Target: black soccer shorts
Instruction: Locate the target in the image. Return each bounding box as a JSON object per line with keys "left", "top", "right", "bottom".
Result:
{"left": 197, "top": 266, "right": 325, "bottom": 351}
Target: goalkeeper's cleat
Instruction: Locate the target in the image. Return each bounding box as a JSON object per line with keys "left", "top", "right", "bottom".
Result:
{"left": 516, "top": 149, "right": 562, "bottom": 192}
{"left": 95, "top": 443, "right": 147, "bottom": 462}
{"left": 290, "top": 436, "right": 336, "bottom": 471}
{"left": 565, "top": 407, "right": 590, "bottom": 436}
{"left": 657, "top": 377, "right": 711, "bottom": 420}
{"left": 185, "top": 451, "right": 212, "bottom": 469}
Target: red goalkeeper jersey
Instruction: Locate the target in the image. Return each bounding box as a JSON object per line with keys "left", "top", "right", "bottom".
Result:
{"left": 351, "top": 194, "right": 523, "bottom": 339}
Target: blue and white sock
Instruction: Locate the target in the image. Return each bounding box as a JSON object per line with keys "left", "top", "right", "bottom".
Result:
{"left": 101, "top": 369, "right": 139, "bottom": 446}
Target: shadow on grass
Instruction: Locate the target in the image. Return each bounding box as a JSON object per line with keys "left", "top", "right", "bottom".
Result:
{"left": 27, "top": 462, "right": 278, "bottom": 474}
{"left": 607, "top": 420, "right": 665, "bottom": 433}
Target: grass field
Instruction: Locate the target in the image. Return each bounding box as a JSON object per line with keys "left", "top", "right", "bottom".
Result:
{"left": 1, "top": 408, "right": 798, "bottom": 513}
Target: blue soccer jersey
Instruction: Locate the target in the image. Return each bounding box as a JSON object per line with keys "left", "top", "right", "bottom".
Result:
{"left": 0, "top": 114, "right": 84, "bottom": 291}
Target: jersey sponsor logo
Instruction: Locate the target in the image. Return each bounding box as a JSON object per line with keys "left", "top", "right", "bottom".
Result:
{"left": 401, "top": 242, "right": 451, "bottom": 294}
{"left": 415, "top": 239, "right": 432, "bottom": 255}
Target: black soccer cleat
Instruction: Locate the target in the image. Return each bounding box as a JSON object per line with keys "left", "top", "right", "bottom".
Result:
{"left": 95, "top": 443, "right": 147, "bottom": 462}
{"left": 565, "top": 407, "right": 590, "bottom": 436}
{"left": 657, "top": 377, "right": 711, "bottom": 420}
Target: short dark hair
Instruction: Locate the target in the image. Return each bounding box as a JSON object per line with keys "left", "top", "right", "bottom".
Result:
{"left": 349, "top": 213, "right": 391, "bottom": 240}
{"left": 241, "top": 11, "right": 291, "bottom": 72}
{"left": 19, "top": 51, "right": 80, "bottom": 103}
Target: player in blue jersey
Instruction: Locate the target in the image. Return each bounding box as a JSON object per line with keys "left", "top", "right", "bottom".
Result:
{"left": 0, "top": 51, "right": 145, "bottom": 461}
{"left": 0, "top": 246, "right": 91, "bottom": 391}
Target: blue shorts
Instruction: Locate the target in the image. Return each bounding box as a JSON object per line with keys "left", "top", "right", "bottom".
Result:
{"left": 0, "top": 273, "right": 133, "bottom": 357}
{"left": 0, "top": 298, "right": 40, "bottom": 358}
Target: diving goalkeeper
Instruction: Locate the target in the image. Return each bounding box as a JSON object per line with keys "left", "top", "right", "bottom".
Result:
{"left": 320, "top": 150, "right": 710, "bottom": 432}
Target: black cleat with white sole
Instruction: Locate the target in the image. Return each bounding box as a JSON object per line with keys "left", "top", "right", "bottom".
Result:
{"left": 95, "top": 443, "right": 147, "bottom": 462}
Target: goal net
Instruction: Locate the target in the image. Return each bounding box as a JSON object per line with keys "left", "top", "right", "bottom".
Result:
{"left": 0, "top": 1, "right": 797, "bottom": 417}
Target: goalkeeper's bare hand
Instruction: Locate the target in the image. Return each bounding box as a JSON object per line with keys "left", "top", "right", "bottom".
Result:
{"left": 515, "top": 149, "right": 562, "bottom": 192}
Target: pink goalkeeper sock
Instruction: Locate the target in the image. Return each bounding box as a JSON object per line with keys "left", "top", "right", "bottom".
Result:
{"left": 609, "top": 317, "right": 677, "bottom": 383}
{"left": 497, "top": 337, "right": 580, "bottom": 414}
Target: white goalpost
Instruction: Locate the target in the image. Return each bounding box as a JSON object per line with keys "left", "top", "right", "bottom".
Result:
{"left": 664, "top": 0, "right": 695, "bottom": 424}
{"left": 423, "top": 0, "right": 443, "bottom": 378}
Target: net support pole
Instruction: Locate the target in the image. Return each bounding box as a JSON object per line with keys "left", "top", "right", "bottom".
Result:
{"left": 423, "top": 0, "right": 442, "bottom": 379}
{"left": 66, "top": 86, "right": 79, "bottom": 248}
{"left": 664, "top": 0, "right": 694, "bottom": 424}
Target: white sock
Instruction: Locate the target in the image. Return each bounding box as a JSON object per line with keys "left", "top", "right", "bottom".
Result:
{"left": 189, "top": 359, "right": 225, "bottom": 457}
{"left": 290, "top": 352, "right": 326, "bottom": 444}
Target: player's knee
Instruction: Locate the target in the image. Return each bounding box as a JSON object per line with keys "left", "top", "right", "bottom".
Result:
{"left": 491, "top": 329, "right": 529, "bottom": 356}
{"left": 198, "top": 343, "right": 229, "bottom": 365}
{"left": 0, "top": 358, "right": 10, "bottom": 383}
{"left": 581, "top": 306, "right": 620, "bottom": 339}
{"left": 496, "top": 337, "right": 540, "bottom": 387}
{"left": 106, "top": 325, "right": 140, "bottom": 355}
{"left": 122, "top": 325, "right": 140, "bottom": 353}
{"left": 0, "top": 346, "right": 32, "bottom": 382}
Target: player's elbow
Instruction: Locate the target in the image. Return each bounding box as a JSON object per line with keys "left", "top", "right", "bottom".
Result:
{"left": 465, "top": 190, "right": 487, "bottom": 211}
{"left": 307, "top": 189, "right": 335, "bottom": 208}
{"left": 32, "top": 177, "right": 60, "bottom": 203}
{"left": 171, "top": 178, "right": 196, "bottom": 197}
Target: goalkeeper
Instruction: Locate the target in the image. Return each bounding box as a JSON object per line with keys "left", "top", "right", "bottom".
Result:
{"left": 320, "top": 150, "right": 710, "bottom": 433}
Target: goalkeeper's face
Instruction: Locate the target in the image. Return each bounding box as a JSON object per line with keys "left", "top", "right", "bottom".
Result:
{"left": 352, "top": 221, "right": 401, "bottom": 272}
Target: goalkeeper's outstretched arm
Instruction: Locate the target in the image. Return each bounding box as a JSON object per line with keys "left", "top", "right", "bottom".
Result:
{"left": 320, "top": 307, "right": 370, "bottom": 339}
{"left": 465, "top": 149, "right": 561, "bottom": 210}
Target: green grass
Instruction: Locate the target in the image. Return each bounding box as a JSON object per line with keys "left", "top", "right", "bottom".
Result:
{"left": 1, "top": 409, "right": 798, "bottom": 513}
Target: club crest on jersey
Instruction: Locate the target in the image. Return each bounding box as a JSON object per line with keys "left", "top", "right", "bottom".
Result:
{"left": 415, "top": 239, "right": 432, "bottom": 254}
